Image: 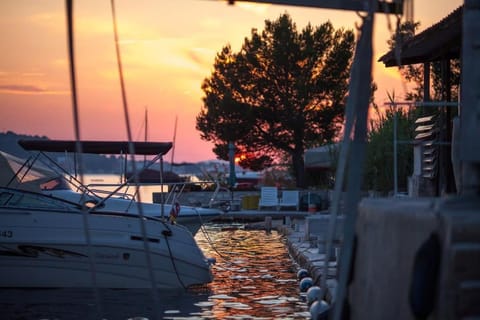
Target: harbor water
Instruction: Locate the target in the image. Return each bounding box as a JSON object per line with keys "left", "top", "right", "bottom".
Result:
{"left": 0, "top": 223, "right": 311, "bottom": 319}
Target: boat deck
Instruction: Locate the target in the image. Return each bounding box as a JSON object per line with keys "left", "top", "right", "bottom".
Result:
{"left": 214, "top": 209, "right": 323, "bottom": 222}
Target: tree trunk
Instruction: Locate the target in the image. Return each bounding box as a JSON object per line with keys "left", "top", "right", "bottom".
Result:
{"left": 292, "top": 151, "right": 306, "bottom": 188}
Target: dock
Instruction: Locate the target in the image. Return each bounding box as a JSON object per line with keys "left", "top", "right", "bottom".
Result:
{"left": 215, "top": 209, "right": 314, "bottom": 221}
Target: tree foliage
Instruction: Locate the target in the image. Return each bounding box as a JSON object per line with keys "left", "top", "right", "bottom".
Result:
{"left": 364, "top": 104, "right": 415, "bottom": 194}
{"left": 196, "top": 13, "right": 354, "bottom": 187}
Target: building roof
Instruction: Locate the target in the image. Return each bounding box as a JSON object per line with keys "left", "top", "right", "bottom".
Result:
{"left": 378, "top": 5, "right": 463, "bottom": 67}
{"left": 304, "top": 144, "right": 338, "bottom": 169}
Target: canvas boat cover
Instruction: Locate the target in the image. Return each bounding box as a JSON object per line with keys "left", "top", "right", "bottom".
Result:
{"left": 18, "top": 139, "right": 173, "bottom": 156}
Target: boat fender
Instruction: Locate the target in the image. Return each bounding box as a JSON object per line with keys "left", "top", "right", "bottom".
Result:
{"left": 297, "top": 268, "right": 309, "bottom": 280}
{"left": 309, "top": 300, "right": 330, "bottom": 320}
{"left": 409, "top": 232, "right": 441, "bottom": 319}
{"left": 306, "top": 286, "right": 324, "bottom": 306}
{"left": 169, "top": 202, "right": 181, "bottom": 224}
{"left": 299, "top": 277, "right": 313, "bottom": 292}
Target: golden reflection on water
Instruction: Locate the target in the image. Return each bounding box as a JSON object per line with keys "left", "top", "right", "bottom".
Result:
{"left": 193, "top": 225, "right": 310, "bottom": 319}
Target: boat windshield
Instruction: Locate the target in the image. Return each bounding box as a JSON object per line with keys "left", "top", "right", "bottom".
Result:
{"left": 0, "top": 188, "right": 81, "bottom": 211}
{"left": 39, "top": 177, "right": 71, "bottom": 191}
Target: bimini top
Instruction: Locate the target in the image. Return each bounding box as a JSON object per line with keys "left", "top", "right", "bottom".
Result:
{"left": 18, "top": 139, "right": 173, "bottom": 156}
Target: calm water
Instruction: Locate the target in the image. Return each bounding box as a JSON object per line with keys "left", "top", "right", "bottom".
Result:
{"left": 0, "top": 224, "right": 310, "bottom": 320}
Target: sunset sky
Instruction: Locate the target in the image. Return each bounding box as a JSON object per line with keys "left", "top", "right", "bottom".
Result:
{"left": 0, "top": 0, "right": 462, "bottom": 162}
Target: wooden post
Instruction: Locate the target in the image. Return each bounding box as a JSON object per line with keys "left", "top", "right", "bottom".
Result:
{"left": 264, "top": 216, "right": 272, "bottom": 233}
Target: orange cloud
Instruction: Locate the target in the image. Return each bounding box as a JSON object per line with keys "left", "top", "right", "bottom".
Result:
{"left": 0, "top": 83, "right": 68, "bottom": 95}
{"left": 0, "top": 84, "right": 46, "bottom": 94}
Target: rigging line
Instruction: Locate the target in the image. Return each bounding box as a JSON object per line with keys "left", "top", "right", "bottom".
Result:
{"left": 65, "top": 0, "right": 103, "bottom": 317}
{"left": 157, "top": 219, "right": 187, "bottom": 289}
{"left": 110, "top": 0, "right": 161, "bottom": 314}
{"left": 198, "top": 223, "right": 234, "bottom": 262}
{"left": 163, "top": 232, "right": 187, "bottom": 289}
{"left": 34, "top": 152, "right": 88, "bottom": 193}
{"left": 198, "top": 224, "right": 244, "bottom": 266}
{"left": 6, "top": 153, "right": 39, "bottom": 187}
{"left": 193, "top": 210, "right": 234, "bottom": 262}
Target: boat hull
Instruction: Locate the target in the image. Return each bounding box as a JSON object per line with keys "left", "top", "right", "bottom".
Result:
{"left": 0, "top": 207, "right": 213, "bottom": 289}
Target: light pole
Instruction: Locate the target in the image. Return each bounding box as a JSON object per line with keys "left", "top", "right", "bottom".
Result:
{"left": 228, "top": 141, "right": 236, "bottom": 204}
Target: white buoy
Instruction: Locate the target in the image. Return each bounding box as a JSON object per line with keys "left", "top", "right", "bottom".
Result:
{"left": 310, "top": 300, "right": 330, "bottom": 320}
{"left": 306, "top": 286, "right": 324, "bottom": 306}
{"left": 299, "top": 276, "right": 313, "bottom": 292}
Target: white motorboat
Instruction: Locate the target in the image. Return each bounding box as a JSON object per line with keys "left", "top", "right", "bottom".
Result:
{"left": 0, "top": 186, "right": 213, "bottom": 289}
{"left": 12, "top": 140, "right": 224, "bottom": 235}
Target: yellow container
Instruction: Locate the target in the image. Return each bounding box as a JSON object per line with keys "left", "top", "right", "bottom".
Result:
{"left": 242, "top": 195, "right": 260, "bottom": 210}
{"left": 241, "top": 196, "right": 250, "bottom": 210}
{"left": 250, "top": 195, "right": 260, "bottom": 209}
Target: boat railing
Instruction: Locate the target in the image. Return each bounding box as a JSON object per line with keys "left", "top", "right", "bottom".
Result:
{"left": 84, "top": 179, "right": 231, "bottom": 209}
{"left": 83, "top": 185, "right": 135, "bottom": 200}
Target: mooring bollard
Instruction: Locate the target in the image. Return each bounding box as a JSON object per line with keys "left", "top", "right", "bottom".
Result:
{"left": 294, "top": 218, "right": 300, "bottom": 232}
{"left": 284, "top": 215, "right": 291, "bottom": 226}
{"left": 317, "top": 234, "right": 326, "bottom": 254}
{"left": 265, "top": 216, "right": 272, "bottom": 232}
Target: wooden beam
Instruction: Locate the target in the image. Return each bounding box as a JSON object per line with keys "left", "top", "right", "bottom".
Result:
{"left": 228, "top": 0, "right": 403, "bottom": 14}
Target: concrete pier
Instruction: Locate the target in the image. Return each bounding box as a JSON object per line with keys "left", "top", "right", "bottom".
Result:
{"left": 270, "top": 197, "right": 480, "bottom": 320}
{"left": 276, "top": 216, "right": 339, "bottom": 305}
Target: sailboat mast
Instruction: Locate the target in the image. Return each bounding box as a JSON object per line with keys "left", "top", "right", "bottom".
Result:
{"left": 144, "top": 107, "right": 148, "bottom": 142}
{"left": 170, "top": 115, "right": 177, "bottom": 171}
{"left": 144, "top": 106, "right": 148, "bottom": 165}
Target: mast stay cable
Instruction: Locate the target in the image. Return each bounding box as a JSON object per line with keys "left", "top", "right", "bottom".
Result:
{"left": 65, "top": 0, "right": 103, "bottom": 317}
{"left": 110, "top": 0, "right": 161, "bottom": 317}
